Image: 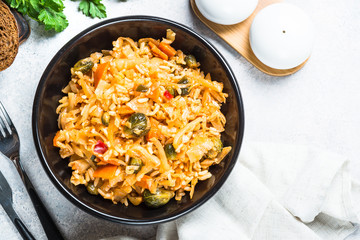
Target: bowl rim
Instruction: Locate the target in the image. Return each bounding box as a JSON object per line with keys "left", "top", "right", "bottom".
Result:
{"left": 32, "top": 15, "right": 245, "bottom": 225}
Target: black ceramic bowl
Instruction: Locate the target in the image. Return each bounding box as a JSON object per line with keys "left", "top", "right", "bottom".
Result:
{"left": 32, "top": 16, "right": 244, "bottom": 225}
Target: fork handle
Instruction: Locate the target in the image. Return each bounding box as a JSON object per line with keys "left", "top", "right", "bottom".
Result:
{"left": 14, "top": 218, "right": 36, "bottom": 240}
{"left": 14, "top": 158, "right": 64, "bottom": 240}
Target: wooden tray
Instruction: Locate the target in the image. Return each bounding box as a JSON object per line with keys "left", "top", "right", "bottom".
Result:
{"left": 190, "top": 0, "right": 307, "bottom": 76}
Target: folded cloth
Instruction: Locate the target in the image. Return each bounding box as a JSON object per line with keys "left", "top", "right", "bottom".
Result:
{"left": 156, "top": 142, "right": 360, "bottom": 240}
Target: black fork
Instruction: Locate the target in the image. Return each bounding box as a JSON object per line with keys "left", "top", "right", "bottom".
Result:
{"left": 0, "top": 102, "right": 64, "bottom": 240}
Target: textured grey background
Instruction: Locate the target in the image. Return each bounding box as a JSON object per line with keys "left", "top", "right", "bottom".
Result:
{"left": 0, "top": 0, "right": 359, "bottom": 239}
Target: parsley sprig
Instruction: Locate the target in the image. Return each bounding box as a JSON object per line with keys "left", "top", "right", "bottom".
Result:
{"left": 79, "top": 0, "right": 106, "bottom": 19}
{"left": 5, "top": 0, "right": 107, "bottom": 32}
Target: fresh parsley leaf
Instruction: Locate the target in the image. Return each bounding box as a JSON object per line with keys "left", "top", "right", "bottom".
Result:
{"left": 79, "top": 0, "right": 106, "bottom": 19}
{"left": 5, "top": 0, "right": 112, "bottom": 33}
{"left": 5, "top": 0, "right": 68, "bottom": 32}
{"left": 26, "top": 0, "right": 42, "bottom": 19}
{"left": 38, "top": 8, "right": 69, "bottom": 32}
{"left": 89, "top": 1, "right": 106, "bottom": 18}
{"left": 42, "top": 0, "right": 65, "bottom": 12}
{"left": 5, "top": 0, "right": 20, "bottom": 8}
{"left": 5, "top": 0, "right": 28, "bottom": 14}
{"left": 79, "top": 0, "right": 90, "bottom": 16}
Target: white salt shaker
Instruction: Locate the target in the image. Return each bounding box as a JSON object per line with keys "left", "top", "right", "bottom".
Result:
{"left": 195, "top": 0, "right": 258, "bottom": 25}
{"left": 250, "top": 3, "right": 314, "bottom": 69}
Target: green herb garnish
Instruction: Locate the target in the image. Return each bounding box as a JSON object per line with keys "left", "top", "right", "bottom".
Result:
{"left": 79, "top": 0, "right": 106, "bottom": 19}
{"left": 5, "top": 0, "right": 109, "bottom": 32}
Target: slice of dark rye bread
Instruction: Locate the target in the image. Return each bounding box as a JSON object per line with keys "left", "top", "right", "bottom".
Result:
{"left": 0, "top": 0, "right": 19, "bottom": 71}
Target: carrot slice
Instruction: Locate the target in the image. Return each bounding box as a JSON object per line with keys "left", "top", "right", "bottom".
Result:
{"left": 147, "top": 82, "right": 161, "bottom": 102}
{"left": 93, "top": 165, "right": 117, "bottom": 179}
{"left": 135, "top": 175, "right": 152, "bottom": 189}
{"left": 148, "top": 42, "right": 168, "bottom": 60}
{"left": 53, "top": 131, "right": 61, "bottom": 146}
{"left": 118, "top": 105, "right": 135, "bottom": 115}
{"left": 94, "top": 62, "right": 110, "bottom": 88}
{"left": 146, "top": 118, "right": 164, "bottom": 142}
{"left": 97, "top": 159, "right": 121, "bottom": 166}
{"left": 146, "top": 129, "right": 158, "bottom": 141}
{"left": 96, "top": 161, "right": 108, "bottom": 166}
{"left": 158, "top": 42, "right": 177, "bottom": 58}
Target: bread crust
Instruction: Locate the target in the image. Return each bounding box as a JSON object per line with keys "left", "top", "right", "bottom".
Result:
{"left": 0, "top": 0, "right": 19, "bottom": 71}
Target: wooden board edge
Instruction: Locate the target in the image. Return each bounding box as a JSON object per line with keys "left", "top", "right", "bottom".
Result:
{"left": 190, "top": 0, "right": 307, "bottom": 77}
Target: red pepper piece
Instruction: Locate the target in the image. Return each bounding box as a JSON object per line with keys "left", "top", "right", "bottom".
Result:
{"left": 94, "top": 140, "right": 108, "bottom": 154}
{"left": 164, "top": 90, "right": 173, "bottom": 100}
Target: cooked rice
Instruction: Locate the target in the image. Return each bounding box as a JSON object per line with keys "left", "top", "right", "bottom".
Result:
{"left": 53, "top": 29, "right": 231, "bottom": 206}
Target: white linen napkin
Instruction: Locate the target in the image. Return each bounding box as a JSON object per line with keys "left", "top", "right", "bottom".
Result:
{"left": 156, "top": 142, "right": 360, "bottom": 240}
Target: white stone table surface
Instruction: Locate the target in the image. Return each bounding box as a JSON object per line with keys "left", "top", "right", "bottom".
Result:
{"left": 0, "top": 0, "right": 359, "bottom": 239}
